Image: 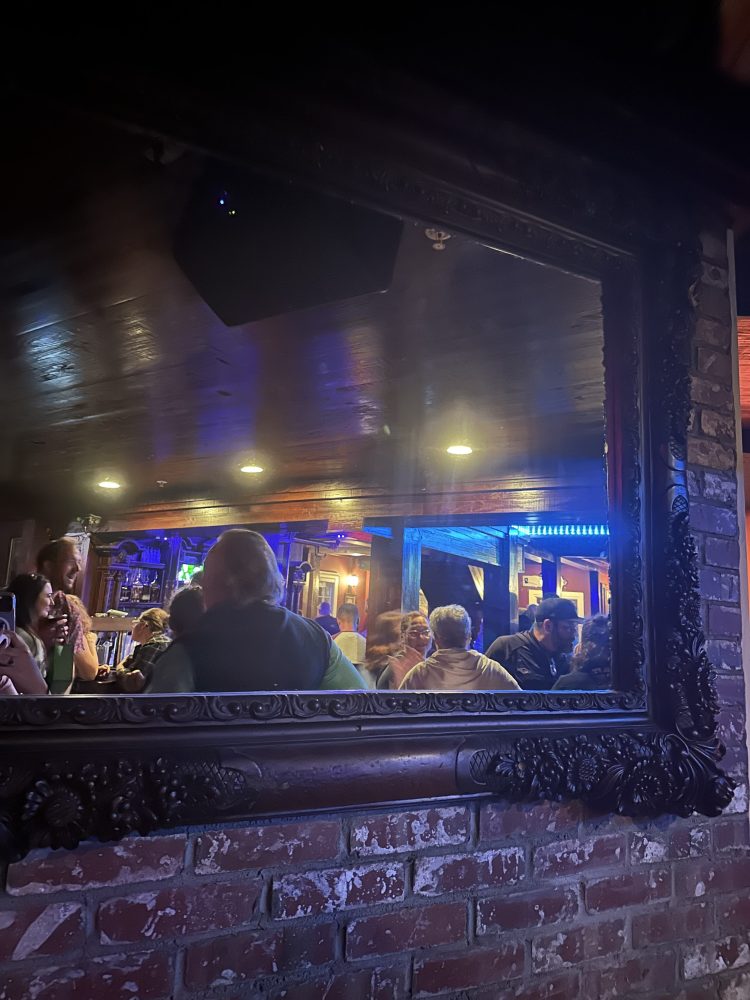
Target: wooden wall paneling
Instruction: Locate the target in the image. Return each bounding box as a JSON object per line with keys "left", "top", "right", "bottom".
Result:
{"left": 401, "top": 528, "right": 422, "bottom": 612}
{"left": 541, "top": 558, "right": 558, "bottom": 596}
{"left": 738, "top": 317, "right": 750, "bottom": 423}
{"left": 101, "top": 481, "right": 602, "bottom": 538}
{"left": 482, "top": 537, "right": 512, "bottom": 650}
{"left": 163, "top": 535, "right": 184, "bottom": 609}
{"left": 368, "top": 531, "right": 404, "bottom": 624}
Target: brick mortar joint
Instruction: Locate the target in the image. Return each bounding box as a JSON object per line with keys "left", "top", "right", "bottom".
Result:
{"left": 687, "top": 432, "right": 736, "bottom": 445}
{"left": 0, "top": 915, "right": 743, "bottom": 992}
{"left": 6, "top": 826, "right": 735, "bottom": 907}
{"left": 690, "top": 362, "right": 732, "bottom": 376}
{"left": 5, "top": 866, "right": 272, "bottom": 907}
{"left": 178, "top": 957, "right": 414, "bottom": 997}
{"left": 688, "top": 429, "right": 737, "bottom": 443}
{"left": 691, "top": 528, "right": 740, "bottom": 540}
{"left": 695, "top": 314, "right": 731, "bottom": 332}
{"left": 58, "top": 866, "right": 750, "bottom": 944}
{"left": 694, "top": 339, "right": 731, "bottom": 353}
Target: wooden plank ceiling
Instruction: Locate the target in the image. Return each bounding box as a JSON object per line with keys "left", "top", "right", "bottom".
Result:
{"left": 0, "top": 107, "right": 607, "bottom": 521}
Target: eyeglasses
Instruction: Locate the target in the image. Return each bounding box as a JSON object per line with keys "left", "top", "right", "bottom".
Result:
{"left": 407, "top": 627, "right": 431, "bottom": 636}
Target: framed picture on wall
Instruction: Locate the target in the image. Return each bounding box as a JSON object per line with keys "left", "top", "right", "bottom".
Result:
{"left": 5, "top": 538, "right": 24, "bottom": 587}
{"left": 317, "top": 571, "right": 339, "bottom": 614}
{"left": 528, "top": 589, "right": 586, "bottom": 618}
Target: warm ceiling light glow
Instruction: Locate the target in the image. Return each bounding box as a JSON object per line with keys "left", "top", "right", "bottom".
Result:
{"left": 345, "top": 574, "right": 360, "bottom": 588}
{"left": 240, "top": 464, "right": 264, "bottom": 474}
{"left": 97, "top": 479, "right": 121, "bottom": 490}
{"left": 446, "top": 444, "right": 473, "bottom": 456}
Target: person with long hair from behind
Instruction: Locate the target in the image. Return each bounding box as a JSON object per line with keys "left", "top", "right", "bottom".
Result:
{"left": 552, "top": 614, "right": 611, "bottom": 691}
{"left": 376, "top": 610, "right": 433, "bottom": 690}
{"left": 363, "top": 610, "right": 402, "bottom": 687}
{"left": 168, "top": 586, "right": 206, "bottom": 641}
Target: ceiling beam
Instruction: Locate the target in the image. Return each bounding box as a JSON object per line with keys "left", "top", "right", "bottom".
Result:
{"left": 413, "top": 527, "right": 500, "bottom": 566}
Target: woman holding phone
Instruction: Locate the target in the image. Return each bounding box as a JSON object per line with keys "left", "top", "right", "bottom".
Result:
{"left": 0, "top": 628, "right": 49, "bottom": 695}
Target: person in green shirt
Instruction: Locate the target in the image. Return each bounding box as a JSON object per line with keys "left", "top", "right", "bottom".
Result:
{"left": 147, "top": 530, "right": 366, "bottom": 694}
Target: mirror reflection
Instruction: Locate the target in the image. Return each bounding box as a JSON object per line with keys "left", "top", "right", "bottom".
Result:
{"left": 2, "top": 518, "right": 611, "bottom": 695}
{"left": 0, "top": 123, "right": 612, "bottom": 699}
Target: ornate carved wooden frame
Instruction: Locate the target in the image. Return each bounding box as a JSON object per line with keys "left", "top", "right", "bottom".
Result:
{"left": 0, "top": 78, "right": 734, "bottom": 859}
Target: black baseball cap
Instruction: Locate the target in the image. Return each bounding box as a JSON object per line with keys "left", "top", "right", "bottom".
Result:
{"left": 535, "top": 597, "right": 583, "bottom": 624}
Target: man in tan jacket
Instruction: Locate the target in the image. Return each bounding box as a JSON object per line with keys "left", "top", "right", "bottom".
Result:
{"left": 399, "top": 605, "right": 520, "bottom": 692}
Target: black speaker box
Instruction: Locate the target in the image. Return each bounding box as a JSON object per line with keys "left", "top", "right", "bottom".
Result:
{"left": 174, "top": 162, "right": 403, "bottom": 326}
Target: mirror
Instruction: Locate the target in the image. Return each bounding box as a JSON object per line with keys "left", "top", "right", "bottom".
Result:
{"left": 1, "top": 115, "right": 611, "bottom": 701}
{"left": 0, "top": 74, "right": 734, "bottom": 860}
{"left": 82, "top": 513, "right": 611, "bottom": 695}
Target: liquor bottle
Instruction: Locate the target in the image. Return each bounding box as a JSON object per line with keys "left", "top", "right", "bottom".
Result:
{"left": 131, "top": 573, "right": 143, "bottom": 602}
{"left": 148, "top": 575, "right": 159, "bottom": 603}
{"left": 120, "top": 578, "right": 131, "bottom": 603}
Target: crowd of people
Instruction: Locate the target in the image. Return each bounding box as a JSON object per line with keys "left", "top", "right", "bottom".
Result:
{"left": 363, "top": 597, "right": 610, "bottom": 693}
{"left": 0, "top": 531, "right": 611, "bottom": 696}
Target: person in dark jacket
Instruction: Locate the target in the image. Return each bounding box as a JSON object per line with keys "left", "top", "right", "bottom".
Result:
{"left": 552, "top": 614, "right": 611, "bottom": 691}
{"left": 486, "top": 597, "right": 580, "bottom": 690}
{"left": 168, "top": 585, "right": 206, "bottom": 639}
{"left": 148, "top": 530, "right": 365, "bottom": 693}
{"left": 314, "top": 601, "right": 340, "bottom": 636}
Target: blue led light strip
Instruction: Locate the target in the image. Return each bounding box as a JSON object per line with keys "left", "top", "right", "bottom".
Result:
{"left": 513, "top": 524, "right": 609, "bottom": 537}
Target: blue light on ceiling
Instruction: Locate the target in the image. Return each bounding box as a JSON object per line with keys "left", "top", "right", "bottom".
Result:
{"left": 514, "top": 524, "right": 609, "bottom": 537}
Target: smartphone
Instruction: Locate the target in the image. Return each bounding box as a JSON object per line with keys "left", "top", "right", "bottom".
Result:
{"left": 0, "top": 592, "right": 15, "bottom": 649}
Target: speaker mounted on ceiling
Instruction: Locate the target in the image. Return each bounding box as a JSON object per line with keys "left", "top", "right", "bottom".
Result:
{"left": 174, "top": 161, "right": 403, "bottom": 326}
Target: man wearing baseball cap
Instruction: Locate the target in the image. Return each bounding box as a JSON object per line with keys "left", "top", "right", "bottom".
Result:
{"left": 486, "top": 597, "right": 581, "bottom": 689}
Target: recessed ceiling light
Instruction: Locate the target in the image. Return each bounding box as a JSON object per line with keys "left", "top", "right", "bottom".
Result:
{"left": 446, "top": 444, "right": 473, "bottom": 456}
{"left": 97, "top": 478, "right": 121, "bottom": 490}
{"left": 240, "top": 464, "right": 264, "bottom": 474}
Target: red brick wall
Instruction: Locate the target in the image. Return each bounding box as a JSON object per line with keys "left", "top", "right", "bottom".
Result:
{"left": 0, "top": 228, "right": 745, "bottom": 1000}
{"left": 0, "top": 803, "right": 749, "bottom": 999}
